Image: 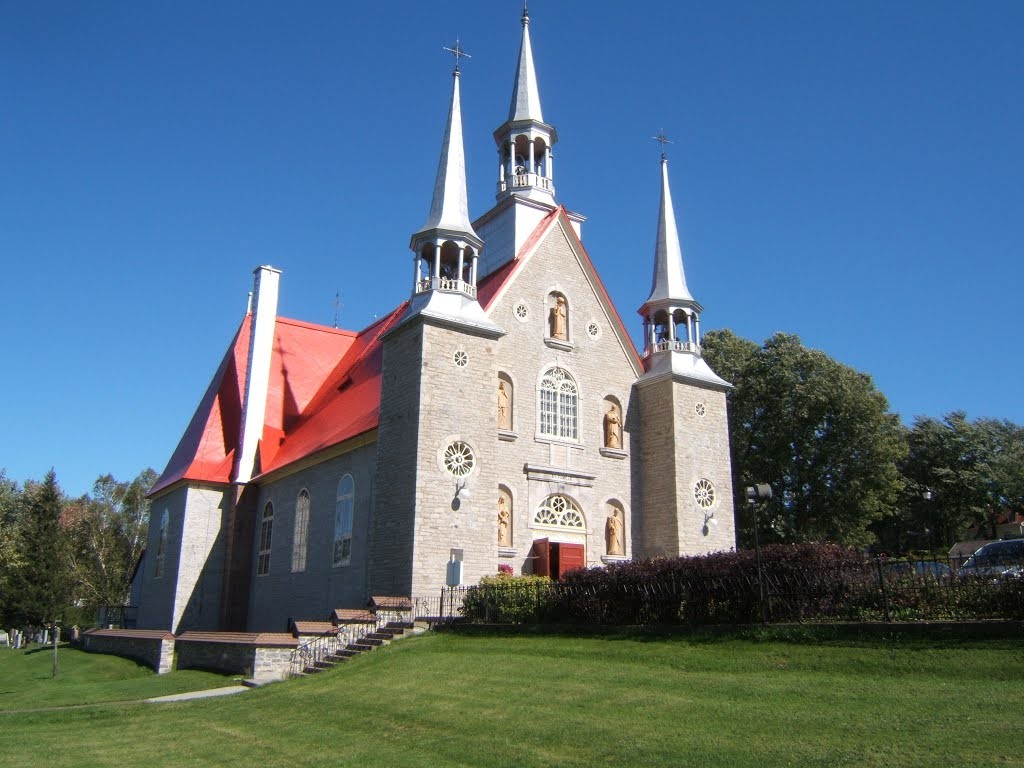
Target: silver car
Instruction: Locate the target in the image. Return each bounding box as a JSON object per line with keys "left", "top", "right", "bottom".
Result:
{"left": 958, "top": 540, "right": 1024, "bottom": 580}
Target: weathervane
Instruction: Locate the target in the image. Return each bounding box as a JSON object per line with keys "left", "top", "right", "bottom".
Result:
{"left": 653, "top": 130, "right": 674, "bottom": 159}
{"left": 443, "top": 38, "right": 471, "bottom": 73}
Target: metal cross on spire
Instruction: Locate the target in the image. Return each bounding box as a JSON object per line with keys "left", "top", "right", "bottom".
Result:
{"left": 443, "top": 38, "right": 471, "bottom": 73}
{"left": 653, "top": 130, "right": 674, "bottom": 159}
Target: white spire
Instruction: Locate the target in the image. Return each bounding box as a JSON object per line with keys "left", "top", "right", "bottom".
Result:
{"left": 645, "top": 155, "right": 695, "bottom": 306}
{"left": 508, "top": 6, "right": 544, "bottom": 123}
{"left": 414, "top": 65, "right": 481, "bottom": 245}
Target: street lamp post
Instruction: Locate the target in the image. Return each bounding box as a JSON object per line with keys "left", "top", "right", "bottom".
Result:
{"left": 746, "top": 484, "right": 773, "bottom": 625}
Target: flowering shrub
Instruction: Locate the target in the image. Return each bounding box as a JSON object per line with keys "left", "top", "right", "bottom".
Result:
{"left": 497, "top": 563, "right": 514, "bottom": 576}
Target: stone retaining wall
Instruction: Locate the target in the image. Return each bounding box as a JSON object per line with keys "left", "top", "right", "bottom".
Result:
{"left": 81, "top": 629, "right": 175, "bottom": 674}
{"left": 175, "top": 632, "right": 298, "bottom": 681}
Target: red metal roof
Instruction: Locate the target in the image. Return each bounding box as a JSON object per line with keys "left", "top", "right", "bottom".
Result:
{"left": 150, "top": 315, "right": 358, "bottom": 495}
{"left": 150, "top": 206, "right": 636, "bottom": 495}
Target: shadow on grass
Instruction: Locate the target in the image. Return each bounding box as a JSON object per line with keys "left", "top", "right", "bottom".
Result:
{"left": 436, "top": 620, "right": 1023, "bottom": 650}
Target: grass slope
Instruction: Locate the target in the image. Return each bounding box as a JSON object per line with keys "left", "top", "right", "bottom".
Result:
{"left": 1, "top": 632, "right": 1021, "bottom": 767}
{"left": 0, "top": 644, "right": 236, "bottom": 712}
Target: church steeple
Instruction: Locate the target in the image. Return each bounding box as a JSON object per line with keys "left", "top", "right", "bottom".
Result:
{"left": 403, "top": 43, "right": 502, "bottom": 337}
{"left": 493, "top": 6, "right": 557, "bottom": 204}
{"left": 410, "top": 41, "right": 483, "bottom": 301}
{"left": 638, "top": 140, "right": 724, "bottom": 387}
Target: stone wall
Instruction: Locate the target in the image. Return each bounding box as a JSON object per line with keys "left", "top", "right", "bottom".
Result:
{"left": 175, "top": 632, "right": 298, "bottom": 681}
{"left": 80, "top": 629, "right": 175, "bottom": 674}
{"left": 635, "top": 375, "right": 735, "bottom": 558}
{"left": 392, "top": 216, "right": 643, "bottom": 596}
{"left": 369, "top": 321, "right": 424, "bottom": 597}
{"left": 247, "top": 440, "right": 378, "bottom": 632}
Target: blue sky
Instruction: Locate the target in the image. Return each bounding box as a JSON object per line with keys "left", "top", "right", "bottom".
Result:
{"left": 2, "top": 1, "right": 1021, "bottom": 497}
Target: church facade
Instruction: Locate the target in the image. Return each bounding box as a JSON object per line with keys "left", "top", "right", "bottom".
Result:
{"left": 136, "top": 9, "right": 736, "bottom": 634}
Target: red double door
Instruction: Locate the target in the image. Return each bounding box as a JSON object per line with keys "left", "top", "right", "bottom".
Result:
{"left": 532, "top": 538, "right": 585, "bottom": 579}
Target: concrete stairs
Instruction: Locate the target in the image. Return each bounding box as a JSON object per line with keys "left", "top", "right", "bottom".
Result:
{"left": 297, "top": 622, "right": 425, "bottom": 676}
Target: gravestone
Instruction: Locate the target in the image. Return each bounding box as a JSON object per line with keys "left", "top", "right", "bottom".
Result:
{"left": 0, "top": 630, "right": 8, "bottom": 647}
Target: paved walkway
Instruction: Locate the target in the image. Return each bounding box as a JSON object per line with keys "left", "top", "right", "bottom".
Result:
{"left": 145, "top": 685, "right": 251, "bottom": 703}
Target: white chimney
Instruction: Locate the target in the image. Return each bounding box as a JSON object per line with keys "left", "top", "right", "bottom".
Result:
{"left": 233, "top": 265, "right": 281, "bottom": 484}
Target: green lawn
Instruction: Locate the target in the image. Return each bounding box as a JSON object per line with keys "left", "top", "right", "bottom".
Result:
{"left": 1, "top": 631, "right": 1021, "bottom": 767}
{"left": 0, "top": 643, "right": 236, "bottom": 712}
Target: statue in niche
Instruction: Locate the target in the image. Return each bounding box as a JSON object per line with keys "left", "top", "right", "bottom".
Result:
{"left": 497, "top": 496, "right": 511, "bottom": 547}
{"left": 606, "top": 509, "right": 624, "bottom": 556}
{"left": 604, "top": 404, "right": 622, "bottom": 449}
{"left": 497, "top": 381, "right": 511, "bottom": 430}
{"left": 550, "top": 295, "right": 568, "bottom": 340}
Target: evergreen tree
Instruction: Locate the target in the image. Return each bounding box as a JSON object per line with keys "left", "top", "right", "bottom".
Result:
{"left": 9, "top": 470, "right": 71, "bottom": 625}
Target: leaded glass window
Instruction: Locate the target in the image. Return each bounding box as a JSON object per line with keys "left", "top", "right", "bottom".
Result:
{"left": 291, "top": 490, "right": 310, "bottom": 573}
{"left": 334, "top": 475, "right": 355, "bottom": 566}
{"left": 533, "top": 495, "right": 585, "bottom": 529}
{"left": 540, "top": 368, "right": 578, "bottom": 440}
{"left": 258, "top": 502, "right": 273, "bottom": 576}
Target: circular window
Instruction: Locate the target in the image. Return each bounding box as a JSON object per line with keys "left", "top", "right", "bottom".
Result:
{"left": 694, "top": 479, "right": 716, "bottom": 509}
{"left": 513, "top": 303, "right": 529, "bottom": 323}
{"left": 443, "top": 441, "right": 474, "bottom": 477}
{"left": 695, "top": 402, "right": 706, "bottom": 417}
{"left": 586, "top": 321, "right": 600, "bottom": 339}
{"left": 453, "top": 350, "right": 468, "bottom": 368}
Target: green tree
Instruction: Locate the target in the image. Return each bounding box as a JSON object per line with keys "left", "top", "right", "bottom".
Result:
{"left": 8, "top": 470, "right": 71, "bottom": 625}
{"left": 0, "top": 470, "right": 24, "bottom": 625}
{"left": 703, "top": 330, "right": 906, "bottom": 548}
{"left": 65, "top": 468, "right": 156, "bottom": 614}
{"left": 899, "top": 412, "right": 1024, "bottom": 546}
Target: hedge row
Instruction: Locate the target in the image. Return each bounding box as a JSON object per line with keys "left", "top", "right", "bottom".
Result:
{"left": 458, "top": 544, "right": 1024, "bottom": 625}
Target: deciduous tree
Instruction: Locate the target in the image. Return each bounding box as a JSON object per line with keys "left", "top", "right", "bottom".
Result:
{"left": 703, "top": 330, "right": 906, "bottom": 548}
{"left": 65, "top": 469, "right": 156, "bottom": 613}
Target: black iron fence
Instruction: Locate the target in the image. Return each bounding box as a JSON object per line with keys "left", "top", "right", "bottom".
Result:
{"left": 425, "top": 557, "right": 1024, "bottom": 626}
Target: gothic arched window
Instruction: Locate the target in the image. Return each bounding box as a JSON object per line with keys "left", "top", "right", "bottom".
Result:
{"left": 540, "top": 367, "right": 578, "bottom": 440}
{"left": 334, "top": 475, "right": 355, "bottom": 567}
{"left": 291, "top": 490, "right": 310, "bottom": 573}
{"left": 257, "top": 502, "right": 273, "bottom": 576}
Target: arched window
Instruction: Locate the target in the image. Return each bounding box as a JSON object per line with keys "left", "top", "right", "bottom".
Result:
{"left": 257, "top": 502, "right": 274, "bottom": 576}
{"left": 334, "top": 475, "right": 355, "bottom": 567}
{"left": 533, "top": 494, "right": 585, "bottom": 529}
{"left": 540, "top": 367, "right": 578, "bottom": 440}
{"left": 291, "top": 490, "right": 310, "bottom": 573}
{"left": 154, "top": 509, "right": 169, "bottom": 578}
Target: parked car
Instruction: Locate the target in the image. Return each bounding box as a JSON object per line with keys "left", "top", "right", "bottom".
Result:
{"left": 958, "top": 540, "right": 1024, "bottom": 580}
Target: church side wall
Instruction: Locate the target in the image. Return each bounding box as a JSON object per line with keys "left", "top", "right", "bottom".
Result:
{"left": 245, "top": 443, "right": 377, "bottom": 632}
{"left": 172, "top": 487, "right": 230, "bottom": 633}
{"left": 135, "top": 486, "right": 188, "bottom": 631}
{"left": 369, "top": 323, "right": 425, "bottom": 598}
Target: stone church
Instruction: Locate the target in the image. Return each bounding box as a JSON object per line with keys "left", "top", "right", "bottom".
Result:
{"left": 136, "top": 9, "right": 735, "bottom": 634}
